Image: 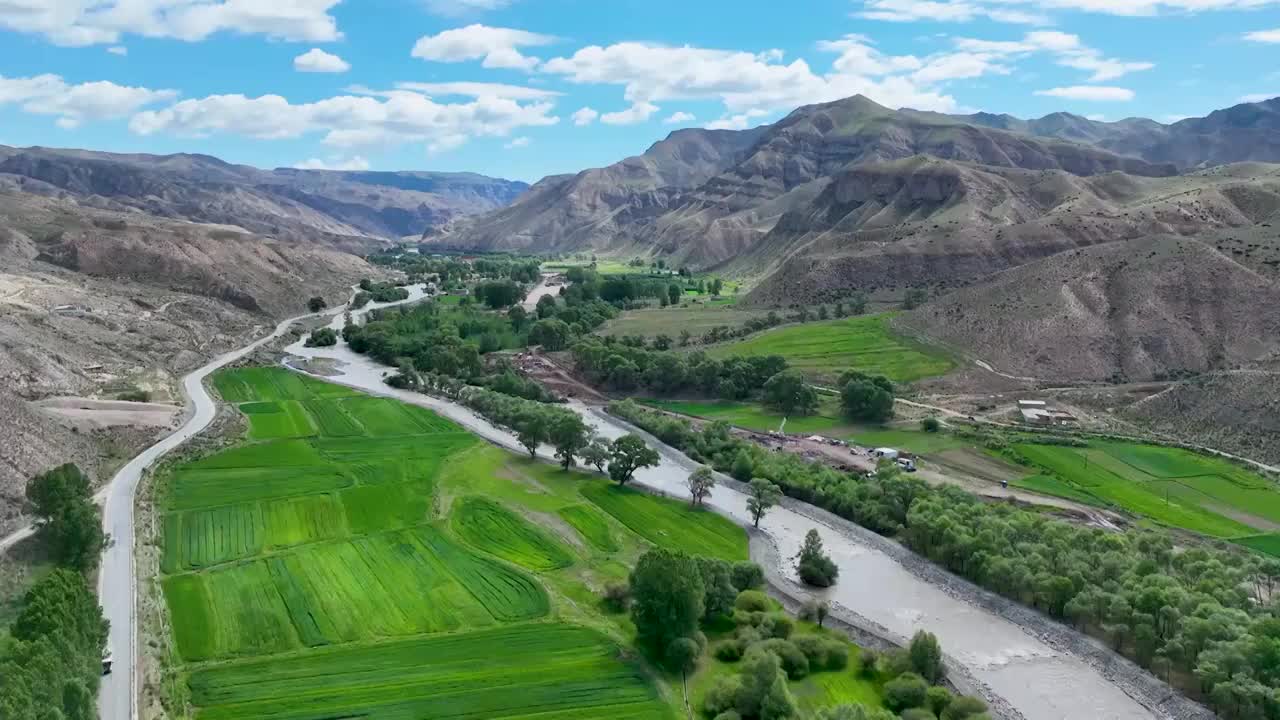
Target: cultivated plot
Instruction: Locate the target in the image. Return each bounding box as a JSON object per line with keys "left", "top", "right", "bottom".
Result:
{"left": 581, "top": 482, "right": 749, "bottom": 562}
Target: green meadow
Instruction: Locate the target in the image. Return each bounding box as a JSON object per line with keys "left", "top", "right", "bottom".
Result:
{"left": 159, "top": 367, "right": 759, "bottom": 719}
{"left": 706, "top": 313, "right": 954, "bottom": 384}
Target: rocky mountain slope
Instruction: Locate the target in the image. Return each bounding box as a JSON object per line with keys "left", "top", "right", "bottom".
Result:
{"left": 954, "top": 97, "right": 1280, "bottom": 170}
{"left": 0, "top": 185, "right": 380, "bottom": 533}
{"left": 0, "top": 145, "right": 527, "bottom": 244}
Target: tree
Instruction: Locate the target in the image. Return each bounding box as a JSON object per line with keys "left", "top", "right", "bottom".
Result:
{"left": 797, "top": 529, "right": 839, "bottom": 587}
{"left": 25, "top": 464, "right": 104, "bottom": 571}
{"left": 848, "top": 293, "right": 868, "bottom": 315}
{"left": 508, "top": 305, "right": 529, "bottom": 332}
{"left": 815, "top": 706, "right": 895, "bottom": 720}
{"left": 908, "top": 630, "right": 945, "bottom": 683}
{"left": 305, "top": 328, "right": 337, "bottom": 347}
{"left": 799, "top": 599, "right": 830, "bottom": 628}
{"left": 902, "top": 288, "right": 928, "bottom": 310}
{"left": 733, "top": 649, "right": 794, "bottom": 719}
{"left": 921, "top": 416, "right": 941, "bottom": 433}
{"left": 535, "top": 293, "right": 559, "bottom": 319}
{"left": 668, "top": 283, "right": 683, "bottom": 305}
{"left": 580, "top": 436, "right": 611, "bottom": 473}
{"left": 653, "top": 334, "right": 673, "bottom": 351}
{"left": 513, "top": 410, "right": 547, "bottom": 458}
{"left": 746, "top": 478, "right": 782, "bottom": 528}
{"left": 731, "top": 450, "right": 755, "bottom": 482}
{"left": 529, "top": 318, "right": 572, "bottom": 351}
{"left": 940, "top": 696, "right": 988, "bottom": 720}
{"left": 630, "top": 549, "right": 704, "bottom": 663}
{"left": 548, "top": 413, "right": 590, "bottom": 469}
{"left": 608, "top": 435, "right": 660, "bottom": 485}
{"left": 307, "top": 296, "right": 327, "bottom": 313}
{"left": 666, "top": 637, "right": 701, "bottom": 673}
{"left": 763, "top": 370, "right": 818, "bottom": 416}
{"left": 710, "top": 278, "right": 724, "bottom": 296}
{"left": 817, "top": 305, "right": 829, "bottom": 320}
{"left": 883, "top": 673, "right": 929, "bottom": 712}
{"left": 840, "top": 377, "right": 894, "bottom": 423}
{"left": 687, "top": 466, "right": 717, "bottom": 507}
{"left": 697, "top": 557, "right": 738, "bottom": 621}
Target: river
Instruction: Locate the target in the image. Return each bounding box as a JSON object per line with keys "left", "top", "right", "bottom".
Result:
{"left": 282, "top": 292, "right": 1173, "bottom": 720}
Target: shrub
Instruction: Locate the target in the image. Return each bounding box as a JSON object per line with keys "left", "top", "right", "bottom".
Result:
{"left": 927, "top": 685, "right": 953, "bottom": 716}
{"left": 715, "top": 641, "right": 745, "bottom": 662}
{"left": 757, "top": 639, "right": 810, "bottom": 680}
{"left": 901, "top": 709, "right": 938, "bottom": 720}
{"left": 940, "top": 696, "right": 988, "bottom": 720}
{"left": 884, "top": 673, "right": 929, "bottom": 712}
{"left": 735, "top": 590, "right": 771, "bottom": 613}
{"left": 763, "top": 613, "right": 794, "bottom": 639}
{"left": 703, "top": 676, "right": 743, "bottom": 717}
{"left": 909, "top": 630, "right": 945, "bottom": 683}
{"left": 731, "top": 561, "right": 765, "bottom": 591}
{"left": 797, "top": 529, "right": 839, "bottom": 587}
{"left": 858, "top": 648, "right": 880, "bottom": 677}
{"left": 602, "top": 581, "right": 631, "bottom": 612}
{"left": 921, "top": 416, "right": 941, "bottom": 433}
{"left": 713, "top": 713, "right": 743, "bottom": 720}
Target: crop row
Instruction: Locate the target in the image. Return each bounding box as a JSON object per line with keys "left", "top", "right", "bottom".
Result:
{"left": 580, "top": 482, "right": 749, "bottom": 562}
{"left": 451, "top": 496, "right": 575, "bottom": 571}
{"left": 165, "top": 528, "right": 546, "bottom": 661}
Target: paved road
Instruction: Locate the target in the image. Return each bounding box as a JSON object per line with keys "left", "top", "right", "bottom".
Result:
{"left": 521, "top": 273, "right": 562, "bottom": 311}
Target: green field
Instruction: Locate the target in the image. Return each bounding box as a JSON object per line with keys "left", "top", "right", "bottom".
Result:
{"left": 1011, "top": 441, "right": 1280, "bottom": 538}
{"left": 161, "top": 367, "right": 750, "bottom": 719}
{"left": 189, "top": 624, "right": 673, "bottom": 720}
{"left": 581, "top": 483, "right": 749, "bottom": 562}
{"left": 706, "top": 313, "right": 954, "bottom": 383}
{"left": 600, "top": 306, "right": 767, "bottom": 339}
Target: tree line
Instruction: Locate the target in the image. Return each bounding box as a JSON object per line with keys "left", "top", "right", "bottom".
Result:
{"left": 0, "top": 464, "right": 109, "bottom": 718}
{"left": 610, "top": 401, "right": 1280, "bottom": 719}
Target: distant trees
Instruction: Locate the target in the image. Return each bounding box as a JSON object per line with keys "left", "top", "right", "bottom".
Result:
{"left": 608, "top": 435, "right": 660, "bottom": 485}
{"left": 305, "top": 328, "right": 338, "bottom": 347}
{"left": 839, "top": 371, "right": 895, "bottom": 424}
{"left": 762, "top": 370, "right": 818, "bottom": 416}
{"left": 797, "top": 530, "right": 838, "bottom": 588}
{"left": 746, "top": 478, "right": 782, "bottom": 528}
{"left": 307, "top": 296, "right": 327, "bottom": 312}
{"left": 26, "top": 464, "right": 104, "bottom": 571}
{"left": 687, "top": 467, "right": 717, "bottom": 507}
{"left": 473, "top": 280, "right": 526, "bottom": 309}
{"left": 529, "top": 319, "right": 572, "bottom": 351}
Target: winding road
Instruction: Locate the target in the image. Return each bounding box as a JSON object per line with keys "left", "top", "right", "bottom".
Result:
{"left": 0, "top": 279, "right": 1210, "bottom": 720}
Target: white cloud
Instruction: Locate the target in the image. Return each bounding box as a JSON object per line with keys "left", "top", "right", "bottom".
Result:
{"left": 0, "top": 73, "right": 176, "bottom": 128}
{"left": 706, "top": 109, "right": 770, "bottom": 130}
{"left": 393, "top": 81, "right": 559, "bottom": 100}
{"left": 955, "top": 31, "right": 1152, "bottom": 82}
{"left": 1034, "top": 85, "right": 1135, "bottom": 101}
{"left": 107, "top": 45, "right": 127, "bottom": 55}
{"left": 425, "top": 0, "right": 515, "bottom": 16}
{"left": 1245, "top": 28, "right": 1280, "bottom": 43}
{"left": 857, "top": 0, "right": 1049, "bottom": 24}
{"left": 1240, "top": 93, "right": 1278, "bottom": 103}
{"left": 856, "top": 0, "right": 1280, "bottom": 23}
{"left": 129, "top": 90, "right": 558, "bottom": 153}
{"left": 571, "top": 106, "right": 599, "bottom": 125}
{"left": 295, "top": 155, "right": 370, "bottom": 170}
{"left": 664, "top": 111, "right": 696, "bottom": 124}
{"left": 0, "top": 0, "right": 342, "bottom": 46}
{"left": 601, "top": 101, "right": 659, "bottom": 125}
{"left": 504, "top": 136, "right": 531, "bottom": 148}
{"left": 540, "top": 38, "right": 972, "bottom": 116}
{"left": 1085, "top": 113, "right": 1106, "bottom": 121}
{"left": 411, "top": 24, "right": 556, "bottom": 71}
{"left": 294, "top": 48, "right": 350, "bottom": 73}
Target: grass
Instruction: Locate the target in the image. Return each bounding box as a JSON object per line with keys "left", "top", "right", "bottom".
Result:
{"left": 163, "top": 366, "right": 751, "bottom": 718}
{"left": 581, "top": 483, "right": 749, "bottom": 562}
{"left": 600, "top": 306, "right": 767, "bottom": 339}
{"left": 706, "top": 313, "right": 954, "bottom": 383}
{"left": 1011, "top": 442, "right": 1271, "bottom": 537}
{"left": 559, "top": 504, "right": 620, "bottom": 552}
{"left": 451, "top": 496, "right": 576, "bottom": 571}
{"left": 1234, "top": 534, "right": 1280, "bottom": 558}
{"left": 188, "top": 624, "right": 675, "bottom": 720}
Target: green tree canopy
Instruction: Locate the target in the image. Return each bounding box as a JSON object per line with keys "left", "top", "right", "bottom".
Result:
{"left": 608, "top": 435, "right": 660, "bottom": 485}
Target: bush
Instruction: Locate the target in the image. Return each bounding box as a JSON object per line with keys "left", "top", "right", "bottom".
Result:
{"left": 901, "top": 709, "right": 938, "bottom": 720}
{"left": 713, "top": 713, "right": 743, "bottom": 720}
{"left": 116, "top": 389, "right": 150, "bottom": 402}
{"left": 921, "top": 416, "right": 941, "bottom": 433}
{"left": 884, "top": 673, "right": 929, "bottom": 712}
{"left": 909, "top": 630, "right": 945, "bottom": 683}
{"left": 306, "top": 327, "right": 338, "bottom": 347}
{"left": 715, "top": 641, "right": 745, "bottom": 662}
{"left": 940, "top": 696, "right": 988, "bottom": 720}
{"left": 797, "top": 529, "right": 839, "bottom": 587}
{"left": 731, "top": 561, "right": 765, "bottom": 591}
{"left": 858, "top": 648, "right": 880, "bottom": 677}
{"left": 602, "top": 581, "right": 630, "bottom": 612}
{"left": 763, "top": 613, "right": 794, "bottom": 639}
{"left": 757, "top": 639, "right": 809, "bottom": 680}
{"left": 926, "top": 686, "right": 953, "bottom": 715}
{"left": 702, "top": 676, "right": 743, "bottom": 716}
{"left": 735, "top": 590, "right": 771, "bottom": 613}
{"left": 792, "top": 635, "right": 849, "bottom": 671}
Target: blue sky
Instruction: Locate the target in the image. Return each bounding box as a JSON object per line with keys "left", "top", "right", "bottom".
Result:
{"left": 0, "top": 0, "right": 1277, "bottom": 182}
